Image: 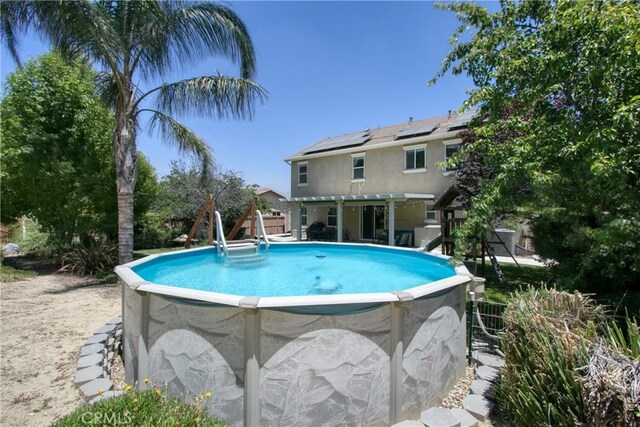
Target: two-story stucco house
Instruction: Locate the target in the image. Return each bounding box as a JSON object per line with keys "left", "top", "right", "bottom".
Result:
{"left": 284, "top": 111, "right": 474, "bottom": 246}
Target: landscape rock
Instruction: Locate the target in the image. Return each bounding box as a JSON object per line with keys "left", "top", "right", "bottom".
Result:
{"left": 392, "top": 421, "right": 425, "bottom": 427}
{"left": 421, "top": 407, "right": 461, "bottom": 427}
{"left": 79, "top": 343, "right": 105, "bottom": 356}
{"left": 469, "top": 379, "right": 495, "bottom": 401}
{"left": 74, "top": 365, "right": 104, "bottom": 385}
{"left": 85, "top": 333, "right": 108, "bottom": 344}
{"left": 106, "top": 316, "right": 122, "bottom": 325}
{"left": 474, "top": 352, "right": 504, "bottom": 369}
{"left": 476, "top": 366, "right": 500, "bottom": 383}
{"left": 94, "top": 323, "right": 117, "bottom": 334}
{"left": 77, "top": 353, "right": 103, "bottom": 369}
{"left": 449, "top": 408, "right": 479, "bottom": 427}
{"left": 462, "top": 395, "right": 494, "bottom": 421}
{"left": 79, "top": 378, "right": 113, "bottom": 400}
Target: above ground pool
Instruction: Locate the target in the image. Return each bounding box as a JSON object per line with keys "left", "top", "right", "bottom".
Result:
{"left": 131, "top": 243, "right": 457, "bottom": 297}
{"left": 115, "top": 242, "right": 472, "bottom": 426}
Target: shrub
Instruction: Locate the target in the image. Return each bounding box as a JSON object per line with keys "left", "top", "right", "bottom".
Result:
{"left": 10, "top": 218, "right": 67, "bottom": 259}
{"left": 579, "top": 317, "right": 640, "bottom": 426}
{"left": 134, "top": 212, "right": 175, "bottom": 250}
{"left": 497, "top": 288, "right": 599, "bottom": 426}
{"left": 51, "top": 387, "right": 224, "bottom": 427}
{"left": 63, "top": 235, "right": 118, "bottom": 276}
{"left": 0, "top": 264, "right": 37, "bottom": 282}
{"left": 497, "top": 288, "right": 640, "bottom": 426}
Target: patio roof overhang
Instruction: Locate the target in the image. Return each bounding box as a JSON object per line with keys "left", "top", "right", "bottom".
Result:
{"left": 284, "top": 193, "right": 435, "bottom": 203}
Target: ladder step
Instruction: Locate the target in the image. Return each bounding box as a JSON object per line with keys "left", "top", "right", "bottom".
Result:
{"left": 227, "top": 242, "right": 257, "bottom": 249}
{"left": 227, "top": 254, "right": 266, "bottom": 265}
{"left": 226, "top": 244, "right": 258, "bottom": 256}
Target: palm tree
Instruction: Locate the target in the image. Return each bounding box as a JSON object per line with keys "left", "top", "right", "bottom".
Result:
{"left": 1, "top": 0, "right": 266, "bottom": 263}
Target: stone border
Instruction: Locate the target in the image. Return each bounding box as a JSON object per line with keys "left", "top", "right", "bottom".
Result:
{"left": 393, "top": 350, "right": 505, "bottom": 427}
{"left": 74, "top": 316, "right": 124, "bottom": 403}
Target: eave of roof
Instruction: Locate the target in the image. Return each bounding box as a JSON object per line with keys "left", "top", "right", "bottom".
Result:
{"left": 284, "top": 193, "right": 435, "bottom": 203}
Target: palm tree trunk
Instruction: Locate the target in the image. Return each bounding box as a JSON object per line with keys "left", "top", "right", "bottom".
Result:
{"left": 114, "top": 102, "right": 138, "bottom": 265}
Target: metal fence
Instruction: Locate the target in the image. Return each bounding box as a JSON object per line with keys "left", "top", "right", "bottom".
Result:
{"left": 469, "top": 300, "right": 507, "bottom": 353}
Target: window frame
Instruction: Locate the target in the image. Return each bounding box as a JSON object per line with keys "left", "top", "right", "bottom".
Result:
{"left": 297, "top": 161, "right": 308, "bottom": 186}
{"left": 443, "top": 140, "right": 462, "bottom": 174}
{"left": 425, "top": 202, "right": 438, "bottom": 224}
{"left": 300, "top": 207, "right": 308, "bottom": 226}
{"left": 327, "top": 207, "right": 337, "bottom": 227}
{"left": 403, "top": 144, "right": 427, "bottom": 174}
{"left": 351, "top": 152, "right": 366, "bottom": 182}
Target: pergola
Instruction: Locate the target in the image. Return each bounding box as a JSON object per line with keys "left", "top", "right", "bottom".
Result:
{"left": 287, "top": 193, "right": 435, "bottom": 246}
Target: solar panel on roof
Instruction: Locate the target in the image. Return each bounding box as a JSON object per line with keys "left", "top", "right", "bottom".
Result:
{"left": 304, "top": 131, "right": 371, "bottom": 154}
{"left": 394, "top": 124, "right": 437, "bottom": 140}
{"left": 449, "top": 110, "right": 477, "bottom": 129}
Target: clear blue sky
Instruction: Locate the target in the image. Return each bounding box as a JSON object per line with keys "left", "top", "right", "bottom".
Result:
{"left": 0, "top": 1, "right": 493, "bottom": 197}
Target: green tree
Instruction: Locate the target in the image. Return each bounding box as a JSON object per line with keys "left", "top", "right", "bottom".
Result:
{"left": 1, "top": 53, "right": 111, "bottom": 248}
{"left": 1, "top": 1, "right": 266, "bottom": 263}
{"left": 433, "top": 0, "right": 640, "bottom": 290}
{"left": 154, "top": 159, "right": 254, "bottom": 235}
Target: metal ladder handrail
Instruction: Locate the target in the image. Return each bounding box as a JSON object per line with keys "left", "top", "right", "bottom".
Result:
{"left": 255, "top": 210, "right": 270, "bottom": 251}
{"left": 214, "top": 210, "right": 228, "bottom": 254}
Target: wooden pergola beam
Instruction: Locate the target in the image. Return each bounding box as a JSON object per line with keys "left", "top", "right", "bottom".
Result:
{"left": 226, "top": 197, "right": 258, "bottom": 241}
{"left": 184, "top": 194, "right": 214, "bottom": 249}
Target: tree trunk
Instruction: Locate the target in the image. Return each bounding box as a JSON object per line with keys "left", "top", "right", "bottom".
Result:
{"left": 114, "top": 92, "right": 138, "bottom": 265}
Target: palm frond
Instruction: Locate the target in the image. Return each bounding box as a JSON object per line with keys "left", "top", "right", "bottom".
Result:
{"left": 31, "top": 0, "right": 122, "bottom": 75}
{"left": 145, "top": 110, "right": 214, "bottom": 180}
{"left": 0, "top": 1, "right": 32, "bottom": 66}
{"left": 95, "top": 72, "right": 119, "bottom": 110}
{"left": 135, "top": 2, "right": 257, "bottom": 80}
{"left": 152, "top": 75, "right": 267, "bottom": 120}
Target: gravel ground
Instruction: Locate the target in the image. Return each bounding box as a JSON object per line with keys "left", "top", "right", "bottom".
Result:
{"left": 1, "top": 262, "right": 120, "bottom": 427}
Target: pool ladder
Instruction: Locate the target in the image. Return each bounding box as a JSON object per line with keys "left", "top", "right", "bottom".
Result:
{"left": 215, "top": 210, "right": 269, "bottom": 263}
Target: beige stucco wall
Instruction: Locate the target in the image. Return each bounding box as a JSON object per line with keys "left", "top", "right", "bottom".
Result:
{"left": 289, "top": 137, "right": 463, "bottom": 245}
{"left": 290, "top": 139, "right": 458, "bottom": 198}
{"left": 293, "top": 202, "right": 434, "bottom": 244}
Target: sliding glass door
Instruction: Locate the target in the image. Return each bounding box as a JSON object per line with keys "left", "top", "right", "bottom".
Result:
{"left": 361, "top": 205, "right": 385, "bottom": 240}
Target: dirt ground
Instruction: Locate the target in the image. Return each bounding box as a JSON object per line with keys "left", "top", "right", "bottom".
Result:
{"left": 1, "top": 261, "right": 120, "bottom": 427}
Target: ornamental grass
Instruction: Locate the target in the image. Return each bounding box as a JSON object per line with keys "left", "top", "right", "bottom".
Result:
{"left": 496, "top": 287, "right": 639, "bottom": 426}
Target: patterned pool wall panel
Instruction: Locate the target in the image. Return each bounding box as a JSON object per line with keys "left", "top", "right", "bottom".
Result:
{"left": 146, "top": 296, "right": 246, "bottom": 426}
{"left": 122, "top": 283, "right": 467, "bottom": 427}
{"left": 401, "top": 285, "right": 467, "bottom": 420}
{"left": 260, "top": 307, "right": 392, "bottom": 426}
{"left": 123, "top": 286, "right": 141, "bottom": 383}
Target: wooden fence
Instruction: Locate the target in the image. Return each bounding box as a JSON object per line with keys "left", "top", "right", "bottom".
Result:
{"left": 241, "top": 215, "right": 286, "bottom": 236}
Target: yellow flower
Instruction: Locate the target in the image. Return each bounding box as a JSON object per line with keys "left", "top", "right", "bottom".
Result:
{"left": 155, "top": 388, "right": 162, "bottom": 396}
{"left": 133, "top": 398, "right": 138, "bottom": 404}
{"left": 124, "top": 385, "right": 133, "bottom": 392}
{"left": 143, "top": 378, "right": 150, "bottom": 384}
{"left": 97, "top": 389, "right": 103, "bottom": 395}
{"left": 204, "top": 391, "right": 212, "bottom": 398}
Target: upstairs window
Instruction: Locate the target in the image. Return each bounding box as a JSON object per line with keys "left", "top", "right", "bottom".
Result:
{"left": 298, "top": 162, "right": 308, "bottom": 186}
{"left": 443, "top": 141, "right": 462, "bottom": 172}
{"left": 404, "top": 145, "right": 427, "bottom": 172}
{"left": 352, "top": 153, "right": 365, "bottom": 181}
{"left": 327, "top": 207, "right": 337, "bottom": 227}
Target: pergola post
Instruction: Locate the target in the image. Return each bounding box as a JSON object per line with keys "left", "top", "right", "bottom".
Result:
{"left": 296, "top": 203, "right": 303, "bottom": 241}
{"left": 388, "top": 200, "right": 395, "bottom": 246}
{"left": 336, "top": 201, "right": 344, "bottom": 242}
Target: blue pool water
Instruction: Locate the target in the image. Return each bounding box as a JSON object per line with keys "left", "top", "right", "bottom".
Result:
{"left": 132, "top": 243, "right": 456, "bottom": 297}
